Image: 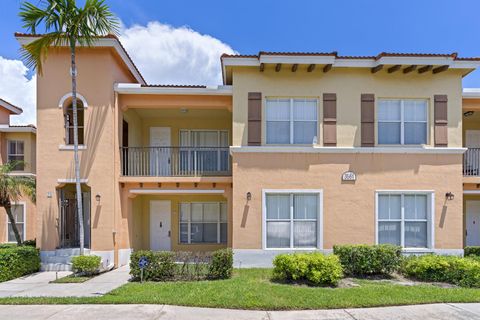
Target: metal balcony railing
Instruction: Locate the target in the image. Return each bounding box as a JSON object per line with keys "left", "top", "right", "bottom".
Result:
{"left": 121, "top": 146, "right": 231, "bottom": 177}
{"left": 464, "top": 148, "right": 480, "bottom": 176}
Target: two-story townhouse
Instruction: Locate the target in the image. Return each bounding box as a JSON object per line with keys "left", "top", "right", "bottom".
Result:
{"left": 17, "top": 32, "right": 480, "bottom": 270}
{"left": 0, "top": 98, "right": 36, "bottom": 243}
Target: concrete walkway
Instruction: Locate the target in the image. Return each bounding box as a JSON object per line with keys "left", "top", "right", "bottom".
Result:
{"left": 0, "top": 303, "right": 479, "bottom": 319}
{"left": 0, "top": 265, "right": 130, "bottom": 298}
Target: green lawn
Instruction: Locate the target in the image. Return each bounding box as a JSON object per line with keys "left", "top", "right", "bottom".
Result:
{"left": 50, "top": 275, "right": 93, "bottom": 283}
{"left": 2, "top": 269, "right": 480, "bottom": 310}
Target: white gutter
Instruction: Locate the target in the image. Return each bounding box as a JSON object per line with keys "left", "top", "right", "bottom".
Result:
{"left": 114, "top": 83, "right": 233, "bottom": 96}
{"left": 463, "top": 88, "right": 480, "bottom": 99}
{"left": 0, "top": 126, "right": 36, "bottom": 134}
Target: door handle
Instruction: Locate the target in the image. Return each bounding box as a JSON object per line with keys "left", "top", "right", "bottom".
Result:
{"left": 159, "top": 221, "right": 162, "bottom": 228}
{"left": 168, "top": 230, "right": 171, "bottom": 237}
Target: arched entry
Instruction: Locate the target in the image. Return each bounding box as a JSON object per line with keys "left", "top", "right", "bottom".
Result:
{"left": 57, "top": 184, "right": 91, "bottom": 248}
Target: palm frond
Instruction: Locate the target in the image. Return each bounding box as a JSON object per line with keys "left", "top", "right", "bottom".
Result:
{"left": 20, "top": 32, "right": 66, "bottom": 74}
{"left": 0, "top": 162, "right": 36, "bottom": 206}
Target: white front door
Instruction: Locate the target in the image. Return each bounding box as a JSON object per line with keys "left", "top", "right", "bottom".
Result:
{"left": 466, "top": 201, "right": 480, "bottom": 246}
{"left": 150, "top": 127, "right": 171, "bottom": 176}
{"left": 150, "top": 200, "right": 171, "bottom": 251}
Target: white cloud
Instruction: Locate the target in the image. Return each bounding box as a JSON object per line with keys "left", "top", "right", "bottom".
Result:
{"left": 0, "top": 21, "right": 234, "bottom": 126}
{"left": 0, "top": 56, "right": 36, "bottom": 125}
{"left": 119, "top": 21, "right": 236, "bottom": 85}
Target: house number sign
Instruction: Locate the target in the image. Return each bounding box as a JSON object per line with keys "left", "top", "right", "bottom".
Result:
{"left": 342, "top": 171, "right": 356, "bottom": 181}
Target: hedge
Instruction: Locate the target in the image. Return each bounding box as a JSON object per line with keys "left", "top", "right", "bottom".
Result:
{"left": 130, "top": 249, "right": 234, "bottom": 282}
{"left": 401, "top": 254, "right": 480, "bottom": 288}
{"left": 0, "top": 245, "right": 40, "bottom": 282}
{"left": 333, "top": 244, "right": 402, "bottom": 276}
{"left": 71, "top": 255, "right": 101, "bottom": 275}
{"left": 208, "top": 248, "right": 233, "bottom": 280}
{"left": 273, "top": 252, "right": 343, "bottom": 286}
{"left": 465, "top": 246, "right": 480, "bottom": 257}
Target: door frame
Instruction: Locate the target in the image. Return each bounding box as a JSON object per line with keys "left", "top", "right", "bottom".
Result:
{"left": 149, "top": 200, "right": 172, "bottom": 251}
{"left": 466, "top": 200, "right": 480, "bottom": 247}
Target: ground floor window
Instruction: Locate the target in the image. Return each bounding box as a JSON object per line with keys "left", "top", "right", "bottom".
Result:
{"left": 264, "top": 192, "right": 320, "bottom": 249}
{"left": 179, "top": 202, "right": 227, "bottom": 244}
{"left": 376, "top": 191, "right": 433, "bottom": 248}
{"left": 7, "top": 203, "right": 25, "bottom": 242}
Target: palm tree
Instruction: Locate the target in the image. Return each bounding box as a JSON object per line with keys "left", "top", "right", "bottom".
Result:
{"left": 0, "top": 162, "right": 36, "bottom": 245}
{"left": 19, "top": 0, "right": 118, "bottom": 254}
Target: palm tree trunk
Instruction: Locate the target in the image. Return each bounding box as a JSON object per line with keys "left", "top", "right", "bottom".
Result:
{"left": 70, "top": 38, "right": 85, "bottom": 255}
{"left": 5, "top": 204, "right": 22, "bottom": 245}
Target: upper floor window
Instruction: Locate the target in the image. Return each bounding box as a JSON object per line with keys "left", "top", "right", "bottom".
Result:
{"left": 8, "top": 140, "right": 24, "bottom": 171}
{"left": 64, "top": 100, "right": 85, "bottom": 145}
{"left": 378, "top": 99, "right": 427, "bottom": 145}
{"left": 266, "top": 98, "right": 318, "bottom": 144}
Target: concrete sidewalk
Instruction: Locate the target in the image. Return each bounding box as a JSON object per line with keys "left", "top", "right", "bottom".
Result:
{"left": 0, "top": 265, "right": 130, "bottom": 298}
{"left": 0, "top": 303, "right": 479, "bottom": 320}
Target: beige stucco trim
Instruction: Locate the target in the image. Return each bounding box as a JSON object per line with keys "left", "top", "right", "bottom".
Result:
{"left": 230, "top": 146, "right": 467, "bottom": 154}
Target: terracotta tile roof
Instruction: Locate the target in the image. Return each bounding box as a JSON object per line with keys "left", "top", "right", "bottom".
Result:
{"left": 141, "top": 84, "right": 207, "bottom": 88}
{"left": 14, "top": 33, "right": 146, "bottom": 84}
{"left": 221, "top": 51, "right": 480, "bottom": 61}
{"left": 10, "top": 124, "right": 36, "bottom": 129}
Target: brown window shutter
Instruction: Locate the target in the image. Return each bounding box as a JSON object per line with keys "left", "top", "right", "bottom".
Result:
{"left": 434, "top": 95, "right": 448, "bottom": 147}
{"left": 361, "top": 94, "right": 375, "bottom": 147}
{"left": 323, "top": 93, "right": 336, "bottom": 146}
{"left": 248, "top": 92, "right": 262, "bottom": 146}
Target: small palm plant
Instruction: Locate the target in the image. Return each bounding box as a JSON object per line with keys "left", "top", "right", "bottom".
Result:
{"left": 19, "top": 0, "right": 119, "bottom": 254}
{"left": 0, "top": 162, "right": 35, "bottom": 245}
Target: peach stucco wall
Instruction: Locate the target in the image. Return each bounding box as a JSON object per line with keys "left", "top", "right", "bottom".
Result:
{"left": 232, "top": 152, "right": 463, "bottom": 250}
{"left": 231, "top": 67, "right": 464, "bottom": 147}
{"left": 36, "top": 47, "right": 136, "bottom": 251}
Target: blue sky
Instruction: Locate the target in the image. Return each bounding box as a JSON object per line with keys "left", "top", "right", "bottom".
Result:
{"left": 0, "top": 0, "right": 479, "bottom": 124}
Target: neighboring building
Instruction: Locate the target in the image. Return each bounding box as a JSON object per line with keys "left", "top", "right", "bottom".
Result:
{"left": 16, "top": 33, "right": 480, "bottom": 270}
{"left": 0, "top": 98, "right": 36, "bottom": 243}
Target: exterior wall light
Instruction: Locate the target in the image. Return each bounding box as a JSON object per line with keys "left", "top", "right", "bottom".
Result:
{"left": 246, "top": 192, "right": 252, "bottom": 201}
{"left": 445, "top": 192, "right": 454, "bottom": 201}
{"left": 95, "top": 194, "right": 101, "bottom": 202}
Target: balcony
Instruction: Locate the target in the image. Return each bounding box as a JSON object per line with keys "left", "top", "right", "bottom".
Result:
{"left": 121, "top": 146, "right": 231, "bottom": 177}
{"left": 464, "top": 148, "right": 480, "bottom": 176}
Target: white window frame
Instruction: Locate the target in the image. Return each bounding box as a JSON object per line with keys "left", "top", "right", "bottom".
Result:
{"left": 262, "top": 189, "right": 323, "bottom": 250}
{"left": 375, "top": 190, "right": 435, "bottom": 250}
{"left": 377, "top": 99, "right": 428, "bottom": 145}
{"left": 179, "top": 202, "right": 227, "bottom": 244}
{"left": 179, "top": 129, "right": 229, "bottom": 147}
{"left": 7, "top": 140, "right": 25, "bottom": 171}
{"left": 265, "top": 98, "right": 318, "bottom": 145}
{"left": 6, "top": 202, "right": 26, "bottom": 243}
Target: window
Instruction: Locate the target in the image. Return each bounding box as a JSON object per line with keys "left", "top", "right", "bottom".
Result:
{"left": 179, "top": 202, "right": 227, "bottom": 244}
{"left": 266, "top": 98, "right": 318, "bottom": 144}
{"left": 8, "top": 140, "right": 24, "bottom": 171}
{"left": 377, "top": 192, "right": 433, "bottom": 248}
{"left": 179, "top": 130, "right": 230, "bottom": 173}
{"left": 64, "top": 100, "right": 84, "bottom": 145}
{"left": 378, "top": 99, "right": 427, "bottom": 145}
{"left": 7, "top": 204, "right": 25, "bottom": 242}
{"left": 265, "top": 193, "right": 320, "bottom": 249}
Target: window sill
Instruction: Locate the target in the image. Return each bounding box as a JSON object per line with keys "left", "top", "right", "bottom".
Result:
{"left": 59, "top": 145, "right": 87, "bottom": 151}
{"left": 402, "top": 248, "right": 434, "bottom": 253}
{"left": 263, "top": 247, "right": 320, "bottom": 251}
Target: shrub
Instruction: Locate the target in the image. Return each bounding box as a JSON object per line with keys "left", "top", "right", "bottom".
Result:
{"left": 401, "top": 255, "right": 480, "bottom": 288}
{"left": 333, "top": 244, "right": 402, "bottom": 276}
{"left": 0, "top": 246, "right": 40, "bottom": 282}
{"left": 130, "top": 250, "right": 176, "bottom": 281}
{"left": 23, "top": 239, "right": 36, "bottom": 247}
{"left": 71, "top": 255, "right": 101, "bottom": 275}
{"left": 465, "top": 246, "right": 480, "bottom": 257}
{"left": 208, "top": 248, "right": 233, "bottom": 280}
{"left": 272, "top": 252, "right": 343, "bottom": 286}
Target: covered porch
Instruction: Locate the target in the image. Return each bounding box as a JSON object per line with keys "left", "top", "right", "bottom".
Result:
{"left": 122, "top": 182, "right": 232, "bottom": 252}
{"left": 118, "top": 88, "right": 232, "bottom": 178}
